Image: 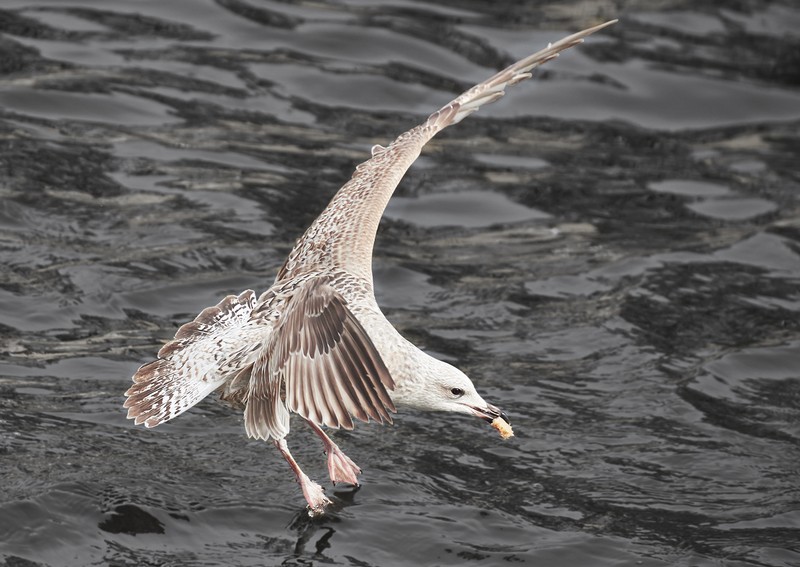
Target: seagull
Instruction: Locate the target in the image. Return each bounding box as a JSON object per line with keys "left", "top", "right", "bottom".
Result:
{"left": 124, "top": 20, "right": 617, "bottom": 515}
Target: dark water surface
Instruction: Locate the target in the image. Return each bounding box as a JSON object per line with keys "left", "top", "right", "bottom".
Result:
{"left": 1, "top": 1, "right": 799, "bottom": 565}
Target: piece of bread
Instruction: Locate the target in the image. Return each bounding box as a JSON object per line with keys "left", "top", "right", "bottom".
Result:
{"left": 491, "top": 417, "right": 514, "bottom": 439}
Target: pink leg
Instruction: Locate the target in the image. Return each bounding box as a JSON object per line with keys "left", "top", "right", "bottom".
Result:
{"left": 274, "top": 438, "right": 332, "bottom": 516}
{"left": 305, "top": 420, "right": 362, "bottom": 486}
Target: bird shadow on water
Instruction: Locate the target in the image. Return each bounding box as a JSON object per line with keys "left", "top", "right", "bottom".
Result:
{"left": 287, "top": 514, "right": 337, "bottom": 560}
{"left": 98, "top": 503, "right": 166, "bottom": 536}
{"left": 283, "top": 486, "right": 361, "bottom": 561}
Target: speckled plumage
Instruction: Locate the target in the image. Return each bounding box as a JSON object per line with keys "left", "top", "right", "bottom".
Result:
{"left": 124, "top": 20, "right": 617, "bottom": 514}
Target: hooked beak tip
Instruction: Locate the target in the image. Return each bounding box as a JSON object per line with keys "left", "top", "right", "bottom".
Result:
{"left": 472, "top": 403, "right": 510, "bottom": 425}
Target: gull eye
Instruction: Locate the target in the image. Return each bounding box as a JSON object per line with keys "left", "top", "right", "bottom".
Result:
{"left": 450, "top": 387, "right": 465, "bottom": 397}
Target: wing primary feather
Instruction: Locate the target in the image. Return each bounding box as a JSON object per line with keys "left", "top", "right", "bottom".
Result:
{"left": 327, "top": 351, "right": 358, "bottom": 428}
{"left": 349, "top": 321, "right": 396, "bottom": 408}
{"left": 311, "top": 317, "right": 328, "bottom": 354}
{"left": 296, "top": 357, "right": 318, "bottom": 424}
{"left": 339, "top": 332, "right": 392, "bottom": 423}
{"left": 330, "top": 347, "right": 369, "bottom": 423}
{"left": 318, "top": 356, "right": 351, "bottom": 428}
{"left": 335, "top": 337, "right": 382, "bottom": 422}
{"left": 286, "top": 360, "right": 305, "bottom": 420}
{"left": 302, "top": 357, "right": 325, "bottom": 425}
{"left": 310, "top": 364, "right": 335, "bottom": 427}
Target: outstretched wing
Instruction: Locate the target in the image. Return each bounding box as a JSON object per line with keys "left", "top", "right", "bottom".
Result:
{"left": 124, "top": 290, "right": 263, "bottom": 428}
{"left": 278, "top": 20, "right": 617, "bottom": 282}
{"left": 244, "top": 277, "right": 396, "bottom": 441}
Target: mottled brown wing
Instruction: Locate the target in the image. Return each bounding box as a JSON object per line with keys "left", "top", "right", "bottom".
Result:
{"left": 244, "top": 277, "right": 396, "bottom": 440}
{"left": 124, "top": 290, "right": 260, "bottom": 428}
{"left": 277, "top": 20, "right": 617, "bottom": 282}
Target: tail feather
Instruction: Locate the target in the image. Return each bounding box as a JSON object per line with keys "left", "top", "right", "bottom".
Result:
{"left": 124, "top": 290, "right": 263, "bottom": 428}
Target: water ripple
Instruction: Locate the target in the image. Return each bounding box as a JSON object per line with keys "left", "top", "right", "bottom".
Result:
{"left": 1, "top": 2, "right": 799, "bottom": 566}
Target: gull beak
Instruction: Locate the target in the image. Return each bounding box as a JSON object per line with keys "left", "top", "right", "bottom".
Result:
{"left": 470, "top": 403, "right": 510, "bottom": 426}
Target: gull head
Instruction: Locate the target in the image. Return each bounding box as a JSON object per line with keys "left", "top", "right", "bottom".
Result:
{"left": 400, "top": 354, "right": 510, "bottom": 431}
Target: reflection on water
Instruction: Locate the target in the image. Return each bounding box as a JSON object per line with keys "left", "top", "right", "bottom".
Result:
{"left": 385, "top": 189, "right": 550, "bottom": 227}
{"left": 1, "top": 1, "right": 799, "bottom": 566}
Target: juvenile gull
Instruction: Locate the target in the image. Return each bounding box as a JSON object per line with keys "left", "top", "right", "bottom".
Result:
{"left": 124, "top": 20, "right": 617, "bottom": 515}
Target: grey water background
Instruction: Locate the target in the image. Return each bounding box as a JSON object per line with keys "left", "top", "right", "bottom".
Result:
{"left": 0, "top": 0, "right": 799, "bottom": 565}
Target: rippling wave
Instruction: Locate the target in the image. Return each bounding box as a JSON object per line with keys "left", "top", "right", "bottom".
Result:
{"left": 1, "top": 1, "right": 798, "bottom": 566}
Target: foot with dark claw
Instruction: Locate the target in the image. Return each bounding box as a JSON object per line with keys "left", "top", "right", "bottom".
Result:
{"left": 325, "top": 443, "right": 362, "bottom": 486}
{"left": 297, "top": 472, "right": 333, "bottom": 516}
{"left": 306, "top": 419, "right": 362, "bottom": 486}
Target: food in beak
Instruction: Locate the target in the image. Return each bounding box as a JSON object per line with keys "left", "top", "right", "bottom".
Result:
{"left": 491, "top": 416, "right": 514, "bottom": 439}
{"left": 472, "top": 403, "right": 513, "bottom": 438}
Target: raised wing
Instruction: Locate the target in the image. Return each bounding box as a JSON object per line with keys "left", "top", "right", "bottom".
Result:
{"left": 277, "top": 20, "right": 617, "bottom": 283}
{"left": 124, "top": 290, "right": 262, "bottom": 427}
{"left": 244, "top": 276, "right": 395, "bottom": 441}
